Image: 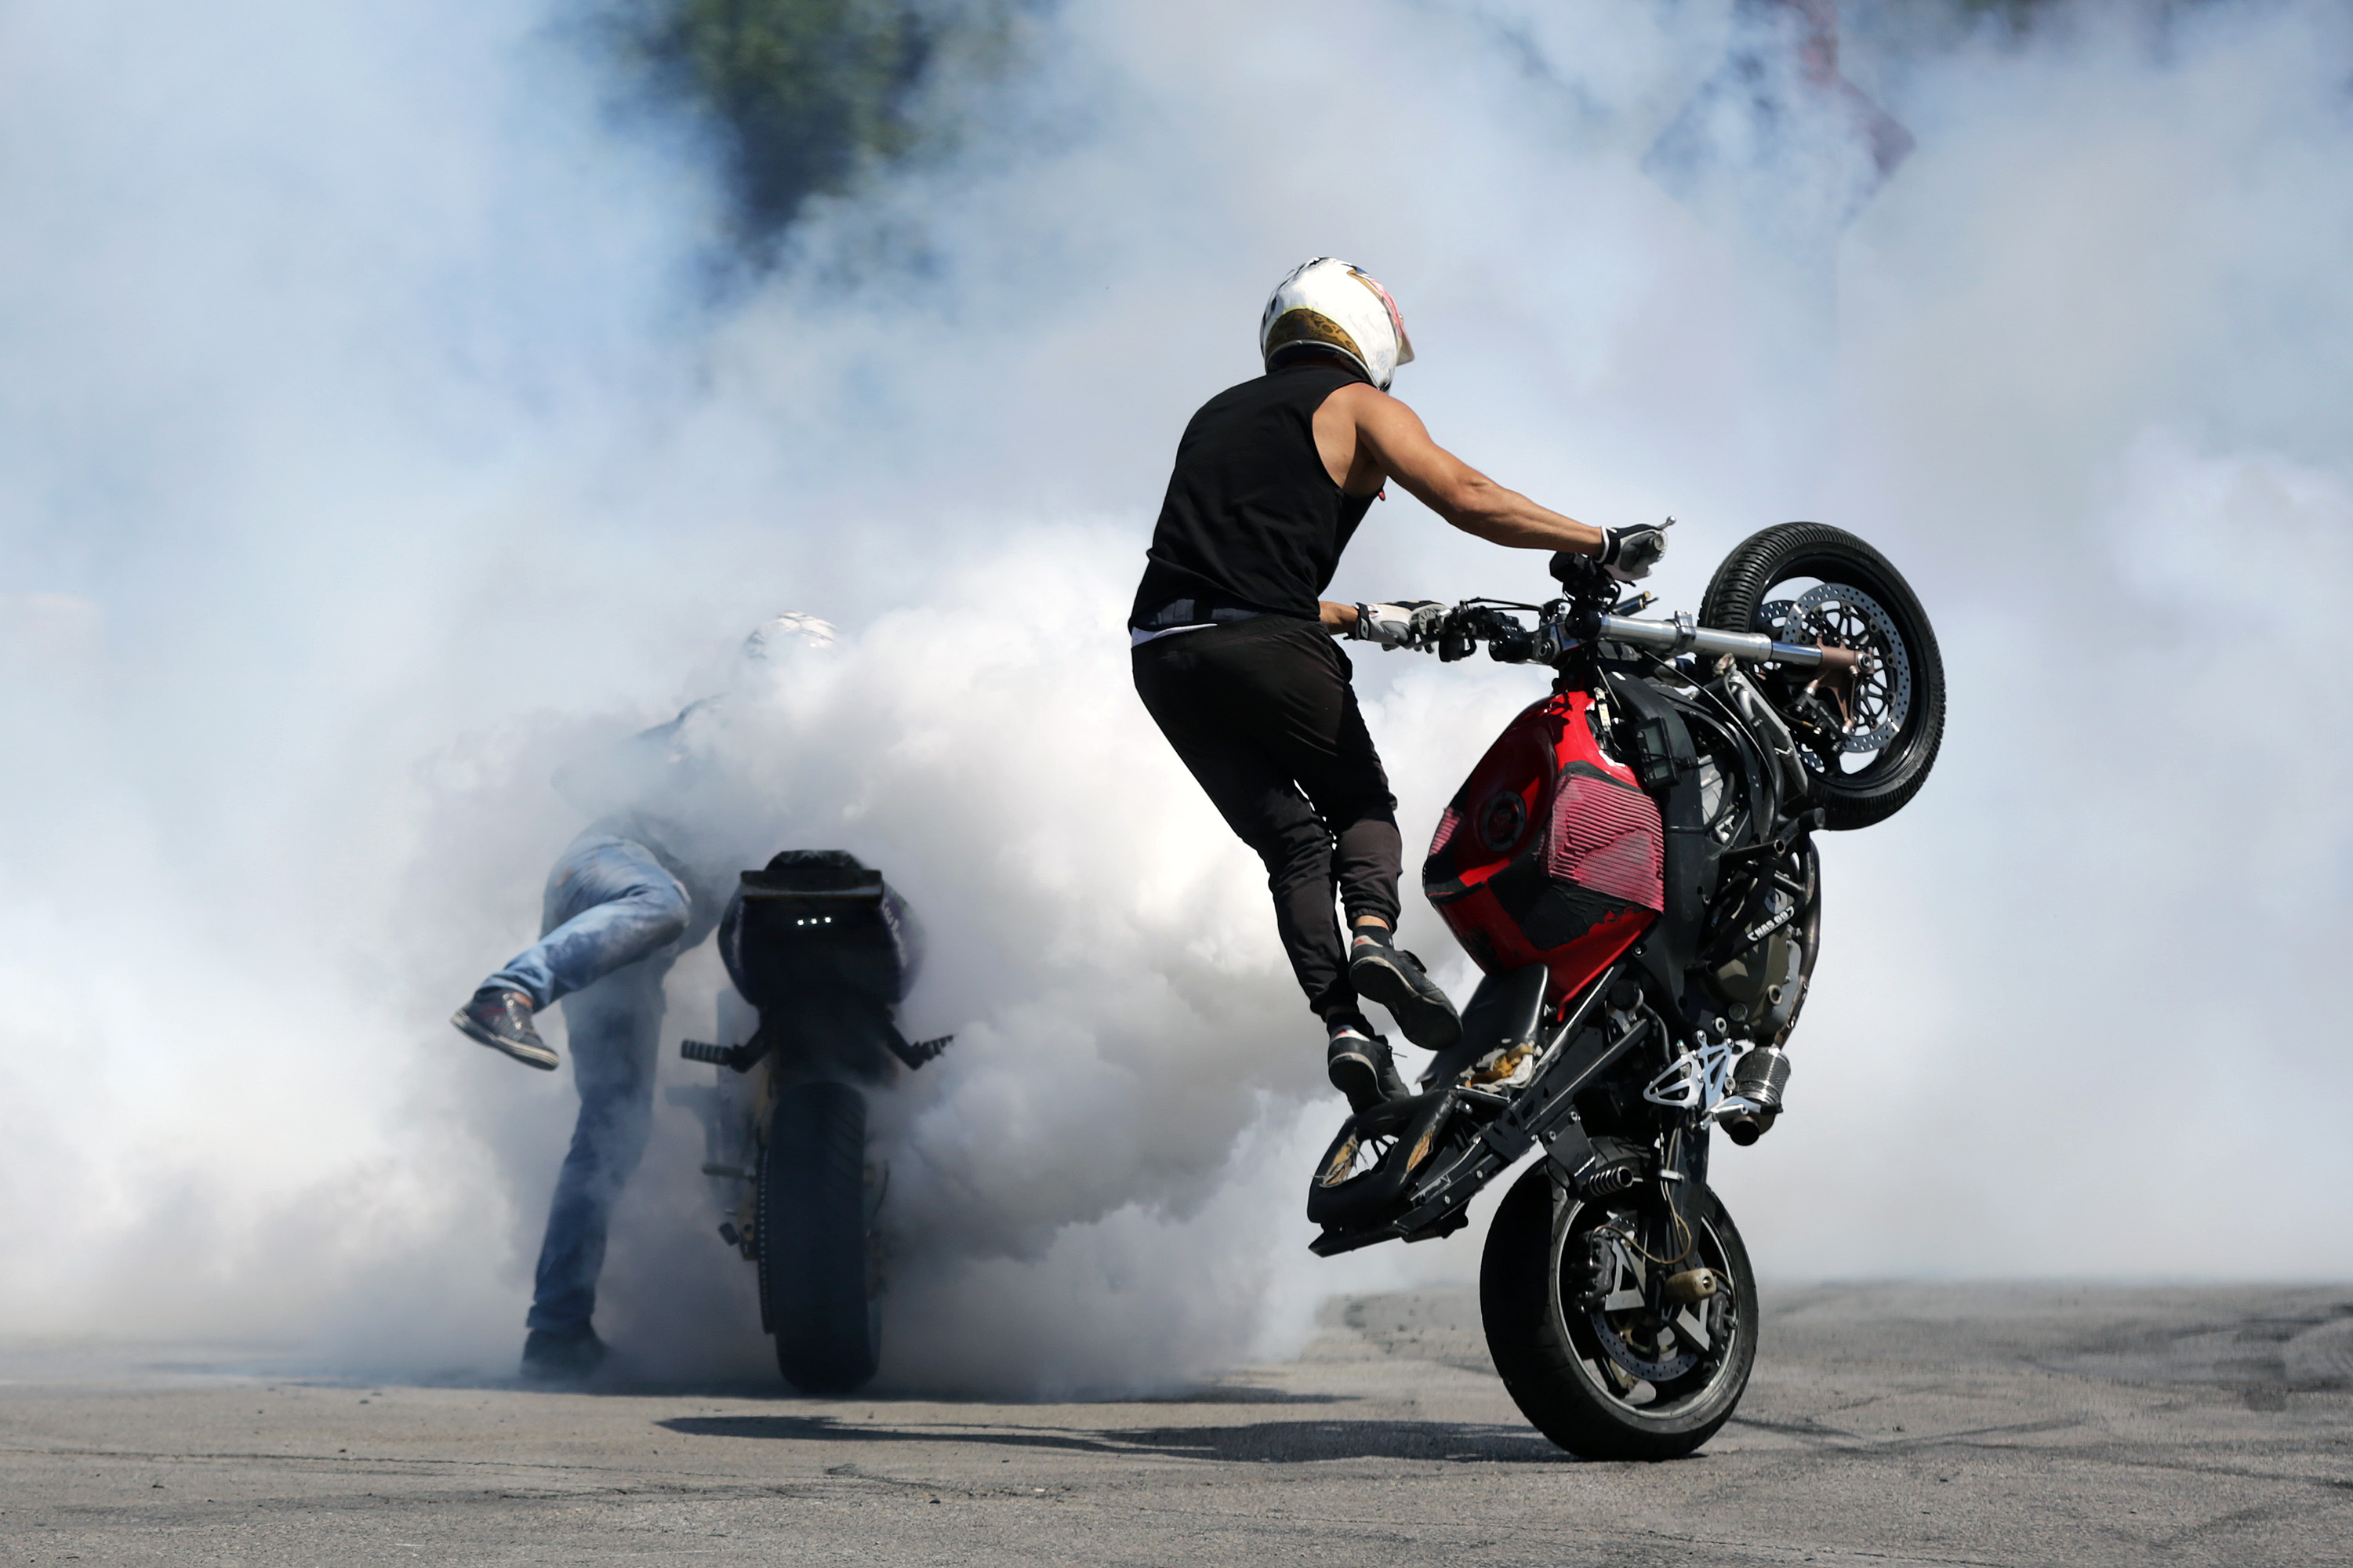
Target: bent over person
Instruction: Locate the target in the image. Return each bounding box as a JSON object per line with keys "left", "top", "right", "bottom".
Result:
{"left": 449, "top": 615, "right": 834, "bottom": 1379}
{"left": 1130, "top": 259, "right": 1668, "bottom": 1112}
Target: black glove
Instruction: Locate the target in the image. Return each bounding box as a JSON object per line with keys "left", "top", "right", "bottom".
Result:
{"left": 1349, "top": 601, "right": 1444, "bottom": 649}
{"left": 1599, "top": 517, "right": 1673, "bottom": 583}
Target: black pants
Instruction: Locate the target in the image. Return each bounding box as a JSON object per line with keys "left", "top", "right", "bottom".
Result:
{"left": 1133, "top": 615, "right": 1401, "bottom": 1018}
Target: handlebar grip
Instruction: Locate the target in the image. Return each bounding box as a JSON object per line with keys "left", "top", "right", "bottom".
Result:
{"left": 1549, "top": 550, "right": 1609, "bottom": 591}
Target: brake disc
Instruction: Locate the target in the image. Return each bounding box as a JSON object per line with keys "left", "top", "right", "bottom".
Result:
{"left": 1759, "top": 584, "right": 1912, "bottom": 754}
{"left": 1582, "top": 1229, "right": 1702, "bottom": 1385}
{"left": 1592, "top": 1308, "right": 1700, "bottom": 1385}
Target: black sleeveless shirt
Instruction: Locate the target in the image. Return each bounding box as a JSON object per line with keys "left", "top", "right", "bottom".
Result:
{"left": 1131, "top": 361, "right": 1378, "bottom": 626}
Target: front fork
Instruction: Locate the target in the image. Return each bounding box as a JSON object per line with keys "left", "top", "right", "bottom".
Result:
{"left": 1647, "top": 1119, "right": 1708, "bottom": 1273}
{"left": 1560, "top": 1112, "right": 1712, "bottom": 1314}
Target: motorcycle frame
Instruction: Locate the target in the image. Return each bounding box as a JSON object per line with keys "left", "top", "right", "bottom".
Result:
{"left": 1310, "top": 566, "right": 1828, "bottom": 1257}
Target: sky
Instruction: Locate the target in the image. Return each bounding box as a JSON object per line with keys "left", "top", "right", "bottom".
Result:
{"left": 1, "top": 0, "right": 2347, "bottom": 1390}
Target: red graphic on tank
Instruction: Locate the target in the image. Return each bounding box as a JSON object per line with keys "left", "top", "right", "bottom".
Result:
{"left": 1422, "top": 690, "right": 1661, "bottom": 1004}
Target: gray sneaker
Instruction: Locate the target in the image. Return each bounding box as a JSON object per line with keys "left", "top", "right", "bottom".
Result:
{"left": 452, "top": 986, "right": 557, "bottom": 1071}
{"left": 1347, "top": 929, "right": 1462, "bottom": 1051}
{"left": 1325, "top": 1014, "right": 1407, "bottom": 1114}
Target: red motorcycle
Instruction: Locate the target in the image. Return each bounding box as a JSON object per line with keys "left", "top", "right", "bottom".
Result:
{"left": 1307, "top": 523, "right": 1944, "bottom": 1460}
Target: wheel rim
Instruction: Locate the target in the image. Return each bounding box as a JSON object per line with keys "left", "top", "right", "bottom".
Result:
{"left": 1549, "top": 1198, "right": 1744, "bottom": 1420}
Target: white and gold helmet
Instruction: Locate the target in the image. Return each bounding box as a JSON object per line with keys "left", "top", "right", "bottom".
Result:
{"left": 1258, "top": 257, "right": 1415, "bottom": 390}
{"left": 741, "top": 611, "right": 838, "bottom": 663}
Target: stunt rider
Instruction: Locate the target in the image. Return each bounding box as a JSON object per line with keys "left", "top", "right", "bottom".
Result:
{"left": 1129, "top": 258, "right": 1666, "bottom": 1112}
{"left": 449, "top": 614, "right": 835, "bottom": 1380}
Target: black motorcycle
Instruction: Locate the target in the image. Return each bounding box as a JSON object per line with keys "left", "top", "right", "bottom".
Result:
{"left": 675, "top": 850, "right": 948, "bottom": 1395}
{"left": 1308, "top": 524, "right": 1944, "bottom": 1459}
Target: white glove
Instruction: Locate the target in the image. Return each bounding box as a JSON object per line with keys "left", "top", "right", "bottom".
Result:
{"left": 1351, "top": 601, "right": 1444, "bottom": 649}
{"left": 1600, "top": 518, "right": 1673, "bottom": 583}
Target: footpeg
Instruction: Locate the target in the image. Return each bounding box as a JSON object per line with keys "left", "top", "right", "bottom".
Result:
{"left": 681, "top": 1034, "right": 769, "bottom": 1073}
{"left": 887, "top": 1030, "right": 953, "bottom": 1070}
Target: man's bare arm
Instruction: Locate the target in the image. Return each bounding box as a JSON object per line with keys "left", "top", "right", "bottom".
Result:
{"left": 1334, "top": 384, "right": 1604, "bottom": 556}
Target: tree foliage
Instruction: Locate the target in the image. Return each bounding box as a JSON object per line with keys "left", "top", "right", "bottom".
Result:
{"left": 627, "top": 0, "right": 937, "bottom": 249}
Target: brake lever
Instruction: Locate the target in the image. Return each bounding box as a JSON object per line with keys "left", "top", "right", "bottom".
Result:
{"left": 1433, "top": 602, "right": 1483, "bottom": 662}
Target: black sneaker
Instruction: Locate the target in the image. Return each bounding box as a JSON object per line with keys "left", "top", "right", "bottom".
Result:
{"left": 1325, "top": 1014, "right": 1407, "bottom": 1114}
{"left": 452, "top": 986, "right": 557, "bottom": 1071}
{"left": 520, "top": 1323, "right": 606, "bottom": 1381}
{"left": 1347, "top": 928, "right": 1462, "bottom": 1051}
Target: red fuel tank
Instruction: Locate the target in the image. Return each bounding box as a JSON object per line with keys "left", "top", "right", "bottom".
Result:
{"left": 1422, "top": 690, "right": 1663, "bottom": 1004}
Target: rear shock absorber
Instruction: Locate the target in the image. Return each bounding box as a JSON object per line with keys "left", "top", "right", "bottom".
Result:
{"left": 1578, "top": 1161, "right": 1647, "bottom": 1201}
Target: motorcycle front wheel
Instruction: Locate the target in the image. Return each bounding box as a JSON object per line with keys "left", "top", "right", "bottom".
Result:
{"left": 1699, "top": 522, "right": 1945, "bottom": 831}
{"left": 758, "top": 1079, "right": 882, "bottom": 1395}
{"left": 1480, "top": 1163, "right": 1756, "bottom": 1461}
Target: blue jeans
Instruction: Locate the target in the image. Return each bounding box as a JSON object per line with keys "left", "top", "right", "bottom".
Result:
{"left": 485, "top": 834, "right": 692, "bottom": 1011}
{"left": 486, "top": 834, "right": 692, "bottom": 1334}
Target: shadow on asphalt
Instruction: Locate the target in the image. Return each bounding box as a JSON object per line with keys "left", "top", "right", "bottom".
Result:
{"left": 489, "top": 1377, "right": 1360, "bottom": 1403}
{"left": 657, "top": 1414, "right": 1568, "bottom": 1464}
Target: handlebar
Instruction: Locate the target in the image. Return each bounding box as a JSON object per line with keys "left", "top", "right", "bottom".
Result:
{"left": 1411, "top": 600, "right": 1861, "bottom": 675}
{"left": 1592, "top": 612, "right": 1860, "bottom": 673}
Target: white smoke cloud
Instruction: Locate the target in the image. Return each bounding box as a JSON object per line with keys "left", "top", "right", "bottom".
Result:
{"left": 2, "top": 0, "right": 2348, "bottom": 1391}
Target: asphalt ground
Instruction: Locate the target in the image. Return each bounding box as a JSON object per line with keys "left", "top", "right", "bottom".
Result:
{"left": 4, "top": 1283, "right": 2350, "bottom": 1566}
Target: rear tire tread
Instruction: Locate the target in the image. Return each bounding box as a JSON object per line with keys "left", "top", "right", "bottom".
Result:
{"left": 758, "top": 1080, "right": 880, "bottom": 1396}
{"left": 1480, "top": 1164, "right": 1756, "bottom": 1461}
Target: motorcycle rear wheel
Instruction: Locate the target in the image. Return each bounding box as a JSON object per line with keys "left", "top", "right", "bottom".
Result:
{"left": 758, "top": 1080, "right": 882, "bottom": 1395}
{"left": 1480, "top": 1163, "right": 1756, "bottom": 1461}
{"left": 1699, "top": 522, "right": 1944, "bottom": 831}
